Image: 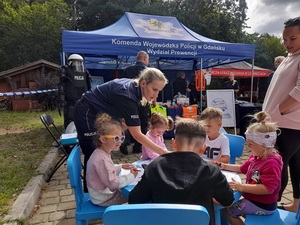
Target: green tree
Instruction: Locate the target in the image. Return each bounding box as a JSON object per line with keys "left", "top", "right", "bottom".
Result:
{"left": 243, "top": 33, "right": 286, "bottom": 69}
{"left": 34, "top": 71, "right": 60, "bottom": 110}
{"left": 71, "top": 0, "right": 127, "bottom": 31}
{"left": 159, "top": 0, "right": 248, "bottom": 42}
{"left": 0, "top": 0, "right": 71, "bottom": 71}
{"left": 257, "top": 33, "right": 286, "bottom": 69}
{"left": 0, "top": 0, "right": 285, "bottom": 73}
{"left": 72, "top": 0, "right": 248, "bottom": 44}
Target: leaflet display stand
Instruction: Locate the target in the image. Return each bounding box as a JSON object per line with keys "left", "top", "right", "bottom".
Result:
{"left": 206, "top": 90, "right": 236, "bottom": 134}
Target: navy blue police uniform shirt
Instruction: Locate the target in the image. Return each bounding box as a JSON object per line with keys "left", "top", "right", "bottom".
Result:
{"left": 123, "top": 62, "right": 146, "bottom": 79}
{"left": 83, "top": 78, "right": 141, "bottom": 127}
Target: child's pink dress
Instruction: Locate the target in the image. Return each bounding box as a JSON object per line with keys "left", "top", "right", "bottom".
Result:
{"left": 142, "top": 131, "right": 167, "bottom": 160}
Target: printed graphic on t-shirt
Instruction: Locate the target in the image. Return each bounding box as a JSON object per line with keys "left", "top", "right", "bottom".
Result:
{"left": 249, "top": 169, "right": 261, "bottom": 184}
{"left": 204, "top": 146, "right": 221, "bottom": 159}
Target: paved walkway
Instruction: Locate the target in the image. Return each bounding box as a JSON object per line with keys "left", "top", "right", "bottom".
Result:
{"left": 27, "top": 141, "right": 293, "bottom": 225}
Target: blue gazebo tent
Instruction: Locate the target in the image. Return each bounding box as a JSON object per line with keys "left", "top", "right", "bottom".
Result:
{"left": 62, "top": 12, "right": 255, "bottom": 70}
{"left": 62, "top": 12, "right": 256, "bottom": 102}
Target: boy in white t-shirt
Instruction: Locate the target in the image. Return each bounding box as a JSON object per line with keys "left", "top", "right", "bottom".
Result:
{"left": 200, "top": 107, "right": 230, "bottom": 163}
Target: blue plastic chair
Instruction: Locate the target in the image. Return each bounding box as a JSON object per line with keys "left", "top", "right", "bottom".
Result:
{"left": 245, "top": 204, "right": 300, "bottom": 225}
{"left": 103, "top": 203, "right": 210, "bottom": 225}
{"left": 245, "top": 183, "right": 300, "bottom": 225}
{"left": 67, "top": 145, "right": 107, "bottom": 225}
{"left": 224, "top": 133, "right": 245, "bottom": 164}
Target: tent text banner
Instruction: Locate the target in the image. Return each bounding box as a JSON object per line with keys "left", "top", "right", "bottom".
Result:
{"left": 211, "top": 68, "right": 269, "bottom": 78}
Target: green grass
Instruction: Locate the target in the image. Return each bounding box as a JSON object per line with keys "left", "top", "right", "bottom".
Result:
{"left": 0, "top": 111, "right": 64, "bottom": 220}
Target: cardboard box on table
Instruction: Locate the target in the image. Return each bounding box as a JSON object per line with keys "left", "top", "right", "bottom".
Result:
{"left": 182, "top": 105, "right": 198, "bottom": 120}
{"left": 164, "top": 105, "right": 198, "bottom": 138}
{"left": 150, "top": 104, "right": 198, "bottom": 138}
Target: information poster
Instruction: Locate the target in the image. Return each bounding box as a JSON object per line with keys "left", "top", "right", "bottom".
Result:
{"left": 206, "top": 90, "right": 236, "bottom": 127}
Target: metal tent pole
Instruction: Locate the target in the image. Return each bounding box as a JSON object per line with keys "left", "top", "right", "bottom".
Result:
{"left": 200, "top": 58, "right": 203, "bottom": 111}
{"left": 250, "top": 58, "right": 254, "bottom": 103}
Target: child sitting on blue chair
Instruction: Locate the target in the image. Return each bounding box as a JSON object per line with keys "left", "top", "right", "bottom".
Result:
{"left": 200, "top": 107, "right": 230, "bottom": 164}
{"left": 219, "top": 111, "right": 283, "bottom": 225}
{"left": 86, "top": 113, "right": 138, "bottom": 206}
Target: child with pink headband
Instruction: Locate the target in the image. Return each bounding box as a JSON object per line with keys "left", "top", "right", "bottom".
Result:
{"left": 218, "top": 111, "right": 283, "bottom": 225}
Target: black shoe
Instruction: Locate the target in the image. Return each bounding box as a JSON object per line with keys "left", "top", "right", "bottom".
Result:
{"left": 120, "top": 145, "right": 128, "bottom": 155}
{"left": 132, "top": 144, "right": 142, "bottom": 153}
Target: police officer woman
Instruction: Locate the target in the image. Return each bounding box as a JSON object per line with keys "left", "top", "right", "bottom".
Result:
{"left": 73, "top": 67, "right": 169, "bottom": 192}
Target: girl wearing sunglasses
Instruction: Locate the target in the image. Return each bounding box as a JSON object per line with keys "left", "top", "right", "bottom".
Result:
{"left": 86, "top": 113, "right": 138, "bottom": 206}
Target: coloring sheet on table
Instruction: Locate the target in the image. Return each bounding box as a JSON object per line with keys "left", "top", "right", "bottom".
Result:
{"left": 132, "top": 159, "right": 152, "bottom": 167}
{"left": 119, "top": 168, "right": 143, "bottom": 185}
{"left": 119, "top": 159, "right": 152, "bottom": 185}
{"left": 221, "top": 170, "right": 241, "bottom": 183}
